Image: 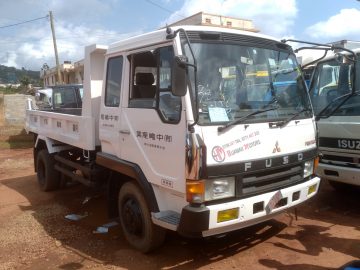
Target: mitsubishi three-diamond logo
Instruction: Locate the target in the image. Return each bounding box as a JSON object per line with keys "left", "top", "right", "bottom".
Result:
{"left": 272, "top": 141, "right": 281, "bottom": 153}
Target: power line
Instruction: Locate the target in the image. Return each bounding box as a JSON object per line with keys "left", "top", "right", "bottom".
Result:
{"left": 0, "top": 17, "right": 25, "bottom": 22}
{"left": 0, "top": 30, "right": 134, "bottom": 45}
{"left": 0, "top": 15, "right": 48, "bottom": 29}
{"left": 144, "top": 0, "right": 185, "bottom": 18}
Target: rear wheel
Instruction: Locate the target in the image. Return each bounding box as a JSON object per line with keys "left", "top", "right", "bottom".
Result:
{"left": 36, "top": 149, "right": 60, "bottom": 191}
{"left": 118, "top": 182, "right": 165, "bottom": 253}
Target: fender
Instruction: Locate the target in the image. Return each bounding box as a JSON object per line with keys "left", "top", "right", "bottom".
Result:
{"left": 35, "top": 135, "right": 73, "bottom": 154}
{"left": 96, "top": 152, "right": 159, "bottom": 213}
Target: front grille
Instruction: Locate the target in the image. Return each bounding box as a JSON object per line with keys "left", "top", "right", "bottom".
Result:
{"left": 321, "top": 154, "right": 360, "bottom": 168}
{"left": 236, "top": 164, "right": 303, "bottom": 198}
{"left": 322, "top": 154, "right": 358, "bottom": 163}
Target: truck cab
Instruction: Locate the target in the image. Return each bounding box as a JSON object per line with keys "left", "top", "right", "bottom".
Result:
{"left": 97, "top": 26, "right": 320, "bottom": 245}
{"left": 35, "top": 84, "right": 83, "bottom": 115}
{"left": 306, "top": 48, "right": 360, "bottom": 190}
{"left": 26, "top": 25, "right": 320, "bottom": 252}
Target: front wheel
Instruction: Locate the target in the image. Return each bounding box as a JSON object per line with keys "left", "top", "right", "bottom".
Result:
{"left": 118, "top": 182, "right": 165, "bottom": 253}
{"left": 36, "top": 149, "right": 60, "bottom": 191}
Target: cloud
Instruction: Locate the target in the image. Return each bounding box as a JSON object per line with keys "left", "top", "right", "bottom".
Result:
{"left": 0, "top": 0, "right": 114, "bottom": 24}
{"left": 0, "top": 0, "right": 136, "bottom": 71}
{"left": 47, "top": 0, "right": 116, "bottom": 24}
{"left": 0, "top": 20, "right": 139, "bottom": 70}
{"left": 163, "top": 0, "right": 298, "bottom": 38}
{"left": 0, "top": 0, "right": 300, "bottom": 71}
{"left": 0, "top": 52, "right": 17, "bottom": 68}
{"left": 305, "top": 8, "right": 360, "bottom": 40}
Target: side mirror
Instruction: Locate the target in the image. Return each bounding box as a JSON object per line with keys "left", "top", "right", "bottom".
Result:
{"left": 171, "top": 56, "right": 188, "bottom": 97}
{"left": 334, "top": 53, "right": 344, "bottom": 64}
{"left": 334, "top": 53, "right": 352, "bottom": 65}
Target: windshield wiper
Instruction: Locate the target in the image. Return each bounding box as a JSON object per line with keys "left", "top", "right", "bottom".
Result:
{"left": 272, "top": 67, "right": 298, "bottom": 75}
{"left": 218, "top": 100, "right": 279, "bottom": 132}
{"left": 278, "top": 108, "right": 312, "bottom": 128}
{"left": 316, "top": 91, "right": 360, "bottom": 120}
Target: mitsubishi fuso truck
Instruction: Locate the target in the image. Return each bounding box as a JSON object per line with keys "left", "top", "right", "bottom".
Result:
{"left": 299, "top": 44, "right": 360, "bottom": 191}
{"left": 26, "top": 25, "right": 320, "bottom": 252}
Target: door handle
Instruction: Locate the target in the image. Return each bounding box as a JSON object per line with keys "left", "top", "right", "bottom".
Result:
{"left": 119, "top": 130, "right": 130, "bottom": 135}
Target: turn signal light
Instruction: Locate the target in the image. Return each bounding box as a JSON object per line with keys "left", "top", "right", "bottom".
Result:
{"left": 186, "top": 180, "right": 205, "bottom": 203}
{"left": 314, "top": 157, "right": 319, "bottom": 173}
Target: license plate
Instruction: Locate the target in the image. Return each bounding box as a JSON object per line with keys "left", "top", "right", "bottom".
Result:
{"left": 266, "top": 190, "right": 283, "bottom": 212}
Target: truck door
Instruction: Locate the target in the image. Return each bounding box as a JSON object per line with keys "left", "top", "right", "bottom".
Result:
{"left": 99, "top": 55, "right": 124, "bottom": 157}
{"left": 120, "top": 45, "right": 186, "bottom": 194}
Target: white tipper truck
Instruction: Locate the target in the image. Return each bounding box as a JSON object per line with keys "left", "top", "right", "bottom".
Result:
{"left": 299, "top": 45, "right": 360, "bottom": 191}
{"left": 26, "top": 25, "right": 320, "bottom": 252}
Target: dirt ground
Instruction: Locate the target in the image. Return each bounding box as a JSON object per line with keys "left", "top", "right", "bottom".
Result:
{"left": 0, "top": 148, "right": 359, "bottom": 270}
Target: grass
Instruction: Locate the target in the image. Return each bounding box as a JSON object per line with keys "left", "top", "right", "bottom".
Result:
{"left": 0, "top": 87, "right": 22, "bottom": 95}
{"left": 0, "top": 140, "right": 33, "bottom": 149}
{"left": 0, "top": 127, "right": 34, "bottom": 149}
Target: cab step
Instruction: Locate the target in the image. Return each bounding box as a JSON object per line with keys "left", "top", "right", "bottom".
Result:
{"left": 151, "top": 210, "right": 180, "bottom": 231}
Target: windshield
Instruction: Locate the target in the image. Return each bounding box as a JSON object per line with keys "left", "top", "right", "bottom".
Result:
{"left": 184, "top": 42, "right": 312, "bottom": 125}
{"left": 309, "top": 56, "right": 360, "bottom": 116}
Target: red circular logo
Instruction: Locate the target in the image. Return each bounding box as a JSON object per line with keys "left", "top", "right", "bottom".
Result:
{"left": 212, "top": 146, "right": 226, "bottom": 163}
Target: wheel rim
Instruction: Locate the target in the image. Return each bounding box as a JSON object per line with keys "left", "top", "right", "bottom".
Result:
{"left": 121, "top": 196, "right": 144, "bottom": 237}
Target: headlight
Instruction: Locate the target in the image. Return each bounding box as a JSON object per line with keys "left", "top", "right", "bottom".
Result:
{"left": 303, "top": 160, "right": 314, "bottom": 178}
{"left": 205, "top": 177, "right": 235, "bottom": 201}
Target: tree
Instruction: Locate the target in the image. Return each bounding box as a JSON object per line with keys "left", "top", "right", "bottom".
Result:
{"left": 20, "top": 75, "right": 31, "bottom": 89}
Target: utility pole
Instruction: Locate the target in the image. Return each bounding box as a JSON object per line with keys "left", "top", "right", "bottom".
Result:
{"left": 49, "top": 11, "right": 62, "bottom": 84}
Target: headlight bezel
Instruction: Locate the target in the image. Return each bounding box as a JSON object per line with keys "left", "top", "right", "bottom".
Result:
{"left": 205, "top": 177, "right": 235, "bottom": 201}
{"left": 303, "top": 159, "right": 315, "bottom": 178}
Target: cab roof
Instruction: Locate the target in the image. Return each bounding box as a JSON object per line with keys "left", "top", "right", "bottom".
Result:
{"left": 106, "top": 25, "right": 281, "bottom": 55}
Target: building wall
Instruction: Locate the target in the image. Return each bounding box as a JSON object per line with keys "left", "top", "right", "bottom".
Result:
{"left": 168, "top": 12, "right": 258, "bottom": 32}
{"left": 74, "top": 60, "right": 84, "bottom": 84}
{"left": 3, "top": 94, "right": 34, "bottom": 126}
{"left": 41, "top": 61, "right": 84, "bottom": 87}
{"left": 74, "top": 70, "right": 84, "bottom": 84}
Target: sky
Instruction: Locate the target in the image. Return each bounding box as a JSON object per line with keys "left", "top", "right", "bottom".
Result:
{"left": 0, "top": 0, "right": 359, "bottom": 71}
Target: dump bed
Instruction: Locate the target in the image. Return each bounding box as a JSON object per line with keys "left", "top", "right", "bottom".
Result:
{"left": 26, "top": 106, "right": 96, "bottom": 150}
{"left": 25, "top": 44, "right": 108, "bottom": 151}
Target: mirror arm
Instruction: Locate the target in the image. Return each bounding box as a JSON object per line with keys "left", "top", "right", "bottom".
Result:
{"left": 188, "top": 65, "right": 198, "bottom": 132}
{"left": 167, "top": 27, "right": 199, "bottom": 132}
{"left": 301, "top": 49, "right": 329, "bottom": 70}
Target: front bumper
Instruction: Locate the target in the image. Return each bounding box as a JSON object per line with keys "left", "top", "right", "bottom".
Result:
{"left": 177, "top": 176, "right": 320, "bottom": 237}
{"left": 316, "top": 163, "right": 360, "bottom": 186}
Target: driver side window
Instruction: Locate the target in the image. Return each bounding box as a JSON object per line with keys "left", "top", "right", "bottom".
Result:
{"left": 158, "top": 46, "right": 181, "bottom": 123}
{"left": 128, "top": 46, "right": 181, "bottom": 123}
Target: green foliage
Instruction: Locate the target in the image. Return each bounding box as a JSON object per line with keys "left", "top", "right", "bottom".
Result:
{"left": 0, "top": 86, "right": 21, "bottom": 94}
{"left": 0, "top": 65, "right": 40, "bottom": 85}
{"left": 0, "top": 140, "right": 34, "bottom": 149}
{"left": 20, "top": 75, "right": 31, "bottom": 87}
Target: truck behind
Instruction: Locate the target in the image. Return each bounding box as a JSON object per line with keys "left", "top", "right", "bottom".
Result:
{"left": 299, "top": 44, "right": 360, "bottom": 191}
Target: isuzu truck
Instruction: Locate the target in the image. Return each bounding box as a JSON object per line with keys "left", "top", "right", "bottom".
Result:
{"left": 300, "top": 44, "right": 360, "bottom": 191}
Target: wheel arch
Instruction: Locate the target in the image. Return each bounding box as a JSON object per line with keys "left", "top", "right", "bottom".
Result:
{"left": 35, "top": 148, "right": 61, "bottom": 191}
{"left": 96, "top": 152, "right": 159, "bottom": 218}
{"left": 34, "top": 136, "right": 75, "bottom": 171}
{"left": 33, "top": 136, "right": 47, "bottom": 172}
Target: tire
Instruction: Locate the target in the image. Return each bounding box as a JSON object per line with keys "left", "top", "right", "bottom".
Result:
{"left": 118, "top": 182, "right": 165, "bottom": 253}
{"left": 36, "top": 149, "right": 60, "bottom": 191}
